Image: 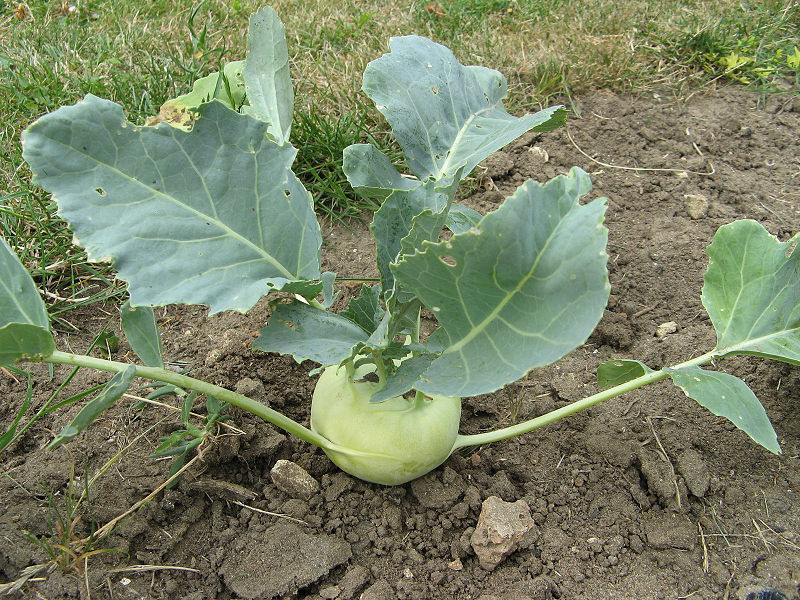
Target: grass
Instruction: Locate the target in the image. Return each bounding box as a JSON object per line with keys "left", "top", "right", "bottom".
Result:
{"left": 1, "top": 0, "right": 798, "bottom": 313}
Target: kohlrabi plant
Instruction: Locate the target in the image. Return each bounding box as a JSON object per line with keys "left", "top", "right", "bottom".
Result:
{"left": 3, "top": 7, "right": 798, "bottom": 485}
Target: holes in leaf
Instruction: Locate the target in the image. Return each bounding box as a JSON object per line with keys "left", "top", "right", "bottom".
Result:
{"left": 95, "top": 187, "right": 106, "bottom": 196}
{"left": 282, "top": 320, "right": 296, "bottom": 330}
{"left": 432, "top": 86, "right": 439, "bottom": 95}
{"left": 439, "top": 255, "right": 457, "bottom": 267}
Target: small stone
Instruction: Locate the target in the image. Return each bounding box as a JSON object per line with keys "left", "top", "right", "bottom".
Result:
{"left": 684, "top": 194, "right": 709, "bottom": 219}
{"left": 447, "top": 558, "right": 463, "bottom": 571}
{"left": 528, "top": 146, "right": 549, "bottom": 162}
{"left": 470, "top": 496, "right": 538, "bottom": 571}
{"left": 270, "top": 459, "right": 320, "bottom": 500}
{"left": 656, "top": 321, "right": 678, "bottom": 338}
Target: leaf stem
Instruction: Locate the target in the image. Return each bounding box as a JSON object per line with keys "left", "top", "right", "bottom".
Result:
{"left": 39, "top": 350, "right": 343, "bottom": 453}
{"left": 452, "top": 350, "right": 717, "bottom": 450}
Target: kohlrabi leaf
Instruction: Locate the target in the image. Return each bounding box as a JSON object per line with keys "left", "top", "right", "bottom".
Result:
{"left": 243, "top": 6, "right": 293, "bottom": 145}
{"left": 150, "top": 61, "right": 246, "bottom": 130}
{"left": 370, "top": 354, "right": 438, "bottom": 403}
{"left": 597, "top": 359, "right": 654, "bottom": 387}
{"left": 22, "top": 96, "right": 321, "bottom": 314}
{"left": 341, "top": 284, "right": 385, "bottom": 335}
{"left": 254, "top": 302, "right": 369, "bottom": 366}
{"left": 48, "top": 364, "right": 137, "bottom": 449}
{"left": 362, "top": 35, "right": 566, "bottom": 181}
{"left": 370, "top": 174, "right": 459, "bottom": 296}
{"left": 665, "top": 365, "right": 780, "bottom": 454}
{"left": 702, "top": 220, "right": 799, "bottom": 365}
{"left": 393, "top": 168, "right": 609, "bottom": 397}
{"left": 268, "top": 272, "right": 337, "bottom": 307}
{"left": 446, "top": 204, "right": 483, "bottom": 234}
{"left": 0, "top": 237, "right": 54, "bottom": 367}
{"left": 343, "top": 144, "right": 419, "bottom": 200}
{"left": 120, "top": 300, "right": 163, "bottom": 368}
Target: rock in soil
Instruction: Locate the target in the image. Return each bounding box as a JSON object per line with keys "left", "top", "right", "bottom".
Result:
{"left": 470, "top": 495, "right": 538, "bottom": 570}
{"left": 270, "top": 459, "right": 320, "bottom": 499}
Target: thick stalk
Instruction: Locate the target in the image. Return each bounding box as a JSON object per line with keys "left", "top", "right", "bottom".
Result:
{"left": 40, "top": 350, "right": 345, "bottom": 453}
{"left": 452, "top": 351, "right": 717, "bottom": 450}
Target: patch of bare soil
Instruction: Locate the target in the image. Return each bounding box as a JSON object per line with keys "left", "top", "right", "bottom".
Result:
{"left": 1, "top": 86, "right": 799, "bottom": 600}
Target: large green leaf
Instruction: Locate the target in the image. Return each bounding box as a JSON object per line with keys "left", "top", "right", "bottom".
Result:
{"left": 0, "top": 238, "right": 54, "bottom": 366}
{"left": 597, "top": 359, "right": 654, "bottom": 387}
{"left": 392, "top": 168, "right": 609, "bottom": 397}
{"left": 702, "top": 220, "right": 799, "bottom": 365}
{"left": 362, "top": 35, "right": 566, "bottom": 181}
{"left": 22, "top": 96, "right": 321, "bottom": 314}
{"left": 254, "top": 302, "right": 368, "bottom": 366}
{"left": 665, "top": 366, "right": 780, "bottom": 454}
{"left": 243, "top": 6, "right": 293, "bottom": 145}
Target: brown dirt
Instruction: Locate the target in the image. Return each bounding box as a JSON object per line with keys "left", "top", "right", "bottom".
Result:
{"left": 1, "top": 86, "right": 799, "bottom": 600}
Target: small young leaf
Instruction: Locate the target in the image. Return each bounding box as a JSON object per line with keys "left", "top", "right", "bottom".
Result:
{"left": 370, "top": 354, "right": 438, "bottom": 403}
{"left": 181, "top": 393, "right": 196, "bottom": 427}
{"left": 665, "top": 366, "right": 780, "bottom": 454}
{"left": 254, "top": 301, "right": 369, "bottom": 366}
{"left": 121, "top": 300, "right": 164, "bottom": 368}
{"left": 48, "top": 364, "right": 137, "bottom": 449}
{"left": 341, "top": 284, "right": 384, "bottom": 335}
{"left": 702, "top": 220, "right": 799, "bottom": 365}
{"left": 152, "top": 61, "right": 246, "bottom": 130}
{"left": 597, "top": 359, "right": 654, "bottom": 387}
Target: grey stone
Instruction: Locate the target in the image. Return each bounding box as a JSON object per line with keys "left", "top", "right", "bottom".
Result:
{"left": 270, "top": 459, "right": 320, "bottom": 499}
{"left": 470, "top": 495, "right": 538, "bottom": 570}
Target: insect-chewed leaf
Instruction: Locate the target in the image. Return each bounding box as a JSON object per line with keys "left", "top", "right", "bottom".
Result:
{"left": 243, "top": 6, "right": 293, "bottom": 145}
{"left": 597, "top": 359, "right": 653, "bottom": 387}
{"left": 392, "top": 168, "right": 609, "bottom": 397}
{"left": 121, "top": 300, "right": 163, "bottom": 368}
{"left": 151, "top": 61, "right": 246, "bottom": 130}
{"left": 22, "top": 96, "right": 321, "bottom": 314}
{"left": 0, "top": 238, "right": 54, "bottom": 367}
{"left": 254, "top": 302, "right": 369, "bottom": 366}
{"left": 48, "top": 364, "right": 137, "bottom": 449}
{"left": 702, "top": 220, "right": 799, "bottom": 365}
{"left": 341, "top": 284, "right": 384, "bottom": 335}
{"left": 362, "top": 35, "right": 566, "bottom": 181}
{"left": 665, "top": 365, "right": 780, "bottom": 454}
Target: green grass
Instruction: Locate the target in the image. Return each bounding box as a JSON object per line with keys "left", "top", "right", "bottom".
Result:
{"left": 1, "top": 0, "right": 798, "bottom": 314}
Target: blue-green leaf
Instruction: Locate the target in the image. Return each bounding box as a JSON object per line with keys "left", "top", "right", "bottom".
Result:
{"left": 702, "top": 220, "right": 799, "bottom": 365}
{"left": 341, "top": 284, "right": 384, "bottom": 335}
{"left": 362, "top": 35, "right": 566, "bottom": 181}
{"left": 0, "top": 238, "right": 54, "bottom": 367}
{"left": 243, "top": 6, "right": 293, "bottom": 145}
{"left": 48, "top": 364, "right": 137, "bottom": 449}
{"left": 665, "top": 365, "right": 780, "bottom": 454}
{"left": 254, "top": 302, "right": 369, "bottom": 366}
{"left": 392, "top": 168, "right": 609, "bottom": 397}
{"left": 446, "top": 204, "right": 483, "bottom": 234}
{"left": 343, "top": 144, "right": 419, "bottom": 200}
{"left": 22, "top": 96, "right": 321, "bottom": 314}
{"left": 370, "top": 354, "right": 438, "bottom": 403}
{"left": 120, "top": 300, "right": 163, "bottom": 368}
{"left": 597, "top": 359, "right": 654, "bottom": 387}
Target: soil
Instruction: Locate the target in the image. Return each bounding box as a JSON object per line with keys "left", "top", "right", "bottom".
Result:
{"left": 2, "top": 85, "right": 800, "bottom": 600}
